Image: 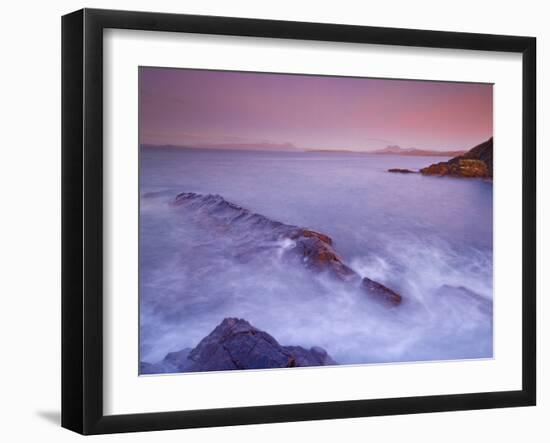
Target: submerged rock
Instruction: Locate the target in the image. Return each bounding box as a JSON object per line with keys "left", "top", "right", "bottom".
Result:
{"left": 362, "top": 277, "right": 402, "bottom": 305}
{"left": 140, "top": 348, "right": 192, "bottom": 374}
{"left": 388, "top": 168, "right": 418, "bottom": 174}
{"left": 439, "top": 284, "right": 492, "bottom": 316}
{"left": 140, "top": 318, "right": 337, "bottom": 374}
{"left": 172, "top": 192, "right": 402, "bottom": 305}
{"left": 139, "top": 361, "right": 159, "bottom": 374}
{"left": 420, "top": 138, "right": 493, "bottom": 178}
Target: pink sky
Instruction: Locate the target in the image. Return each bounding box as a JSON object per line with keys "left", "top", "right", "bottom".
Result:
{"left": 139, "top": 67, "right": 493, "bottom": 152}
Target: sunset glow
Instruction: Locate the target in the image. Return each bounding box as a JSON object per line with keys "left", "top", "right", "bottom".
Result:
{"left": 139, "top": 67, "right": 493, "bottom": 152}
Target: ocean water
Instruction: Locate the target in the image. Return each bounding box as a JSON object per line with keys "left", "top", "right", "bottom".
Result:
{"left": 139, "top": 146, "right": 493, "bottom": 367}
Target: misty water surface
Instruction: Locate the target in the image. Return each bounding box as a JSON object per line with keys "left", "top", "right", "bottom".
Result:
{"left": 139, "top": 147, "right": 493, "bottom": 367}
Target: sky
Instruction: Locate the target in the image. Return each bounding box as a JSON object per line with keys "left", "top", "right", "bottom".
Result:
{"left": 139, "top": 67, "right": 493, "bottom": 152}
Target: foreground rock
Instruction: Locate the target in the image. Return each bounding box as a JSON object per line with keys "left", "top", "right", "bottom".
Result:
{"left": 140, "top": 318, "right": 337, "bottom": 374}
{"left": 420, "top": 138, "right": 493, "bottom": 178}
{"left": 173, "top": 192, "right": 402, "bottom": 305}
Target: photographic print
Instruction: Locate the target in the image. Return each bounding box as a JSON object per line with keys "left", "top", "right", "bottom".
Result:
{"left": 138, "top": 67, "right": 493, "bottom": 375}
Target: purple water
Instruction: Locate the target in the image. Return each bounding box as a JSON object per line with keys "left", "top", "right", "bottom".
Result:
{"left": 139, "top": 146, "right": 493, "bottom": 366}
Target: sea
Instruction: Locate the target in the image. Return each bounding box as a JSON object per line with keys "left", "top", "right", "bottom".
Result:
{"left": 139, "top": 146, "right": 493, "bottom": 367}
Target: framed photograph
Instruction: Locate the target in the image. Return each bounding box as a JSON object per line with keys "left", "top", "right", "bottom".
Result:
{"left": 61, "top": 8, "right": 536, "bottom": 435}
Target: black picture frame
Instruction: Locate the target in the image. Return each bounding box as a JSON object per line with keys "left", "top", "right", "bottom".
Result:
{"left": 61, "top": 8, "right": 536, "bottom": 435}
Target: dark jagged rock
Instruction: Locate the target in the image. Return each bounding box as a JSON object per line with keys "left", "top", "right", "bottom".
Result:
{"left": 140, "top": 318, "right": 337, "bottom": 374}
{"left": 388, "top": 168, "right": 417, "bottom": 174}
{"left": 284, "top": 345, "right": 337, "bottom": 367}
{"left": 420, "top": 138, "right": 493, "bottom": 178}
{"left": 172, "top": 192, "right": 402, "bottom": 305}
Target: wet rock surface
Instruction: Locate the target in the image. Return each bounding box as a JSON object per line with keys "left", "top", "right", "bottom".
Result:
{"left": 172, "top": 192, "right": 402, "bottom": 305}
{"left": 140, "top": 318, "right": 337, "bottom": 374}
{"left": 362, "top": 277, "right": 402, "bottom": 305}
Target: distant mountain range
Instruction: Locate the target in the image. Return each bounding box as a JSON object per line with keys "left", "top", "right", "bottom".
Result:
{"left": 196, "top": 141, "right": 300, "bottom": 151}
{"left": 307, "top": 145, "right": 466, "bottom": 157}
{"left": 141, "top": 142, "right": 300, "bottom": 152}
{"left": 371, "top": 145, "right": 466, "bottom": 157}
{"left": 142, "top": 142, "right": 466, "bottom": 157}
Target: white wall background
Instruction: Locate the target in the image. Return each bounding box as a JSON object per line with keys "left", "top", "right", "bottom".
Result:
{"left": 0, "top": 0, "right": 546, "bottom": 441}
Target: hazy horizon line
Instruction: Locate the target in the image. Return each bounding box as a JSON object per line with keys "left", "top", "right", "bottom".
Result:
{"left": 139, "top": 141, "right": 487, "bottom": 155}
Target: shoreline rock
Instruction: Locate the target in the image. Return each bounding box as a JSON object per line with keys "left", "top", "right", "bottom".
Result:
{"left": 173, "top": 192, "right": 402, "bottom": 306}
{"left": 420, "top": 138, "right": 493, "bottom": 178}
{"left": 140, "top": 318, "right": 337, "bottom": 374}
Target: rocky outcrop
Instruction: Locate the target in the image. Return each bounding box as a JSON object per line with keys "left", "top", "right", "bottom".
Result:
{"left": 420, "top": 138, "right": 493, "bottom": 178}
{"left": 140, "top": 318, "right": 337, "bottom": 374}
{"left": 172, "top": 192, "right": 402, "bottom": 305}
{"left": 420, "top": 159, "right": 489, "bottom": 177}
{"left": 289, "top": 228, "right": 357, "bottom": 280}
{"left": 388, "top": 168, "right": 418, "bottom": 174}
